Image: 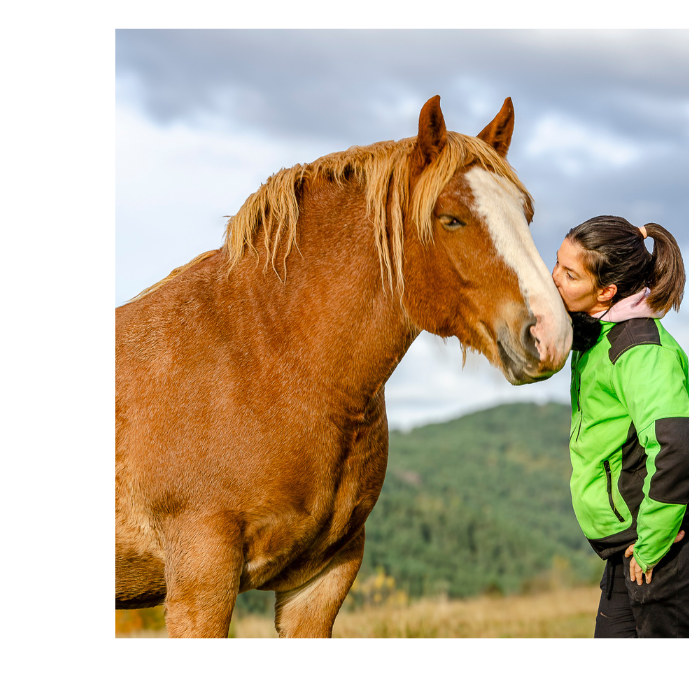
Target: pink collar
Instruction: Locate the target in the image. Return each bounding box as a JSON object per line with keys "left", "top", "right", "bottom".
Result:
{"left": 592, "top": 287, "right": 665, "bottom": 322}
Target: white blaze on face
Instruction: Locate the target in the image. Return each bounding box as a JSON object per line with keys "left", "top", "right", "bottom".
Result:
{"left": 464, "top": 166, "right": 572, "bottom": 370}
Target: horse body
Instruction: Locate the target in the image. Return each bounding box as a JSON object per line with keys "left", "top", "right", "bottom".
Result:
{"left": 117, "top": 180, "right": 414, "bottom": 634}
{"left": 116, "top": 96, "right": 572, "bottom": 636}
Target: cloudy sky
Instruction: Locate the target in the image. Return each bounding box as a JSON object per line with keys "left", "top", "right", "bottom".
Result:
{"left": 116, "top": 29, "right": 689, "bottom": 430}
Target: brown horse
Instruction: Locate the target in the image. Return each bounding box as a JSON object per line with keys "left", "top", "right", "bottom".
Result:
{"left": 116, "top": 95, "right": 572, "bottom": 637}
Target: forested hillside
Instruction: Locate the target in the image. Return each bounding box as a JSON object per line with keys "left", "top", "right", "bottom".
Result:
{"left": 236, "top": 402, "right": 602, "bottom": 614}
{"left": 361, "top": 402, "right": 600, "bottom": 598}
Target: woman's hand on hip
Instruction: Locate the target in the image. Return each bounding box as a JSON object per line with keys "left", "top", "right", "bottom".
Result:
{"left": 624, "top": 530, "right": 685, "bottom": 585}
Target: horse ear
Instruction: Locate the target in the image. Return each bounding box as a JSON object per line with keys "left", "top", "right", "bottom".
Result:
{"left": 411, "top": 95, "right": 447, "bottom": 173}
{"left": 477, "top": 97, "right": 514, "bottom": 157}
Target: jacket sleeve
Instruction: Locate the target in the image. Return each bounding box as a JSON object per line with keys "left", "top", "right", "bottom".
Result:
{"left": 611, "top": 343, "right": 689, "bottom": 571}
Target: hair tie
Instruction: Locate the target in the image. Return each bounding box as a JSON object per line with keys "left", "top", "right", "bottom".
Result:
{"left": 638, "top": 225, "right": 648, "bottom": 239}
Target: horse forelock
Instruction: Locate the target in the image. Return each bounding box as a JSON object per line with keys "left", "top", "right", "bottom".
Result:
{"left": 215, "top": 132, "right": 533, "bottom": 294}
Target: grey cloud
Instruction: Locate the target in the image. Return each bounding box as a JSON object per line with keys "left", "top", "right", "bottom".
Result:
{"left": 117, "top": 29, "right": 689, "bottom": 145}
{"left": 523, "top": 151, "right": 689, "bottom": 273}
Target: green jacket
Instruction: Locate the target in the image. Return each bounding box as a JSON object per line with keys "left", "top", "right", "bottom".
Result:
{"left": 570, "top": 317, "right": 689, "bottom": 571}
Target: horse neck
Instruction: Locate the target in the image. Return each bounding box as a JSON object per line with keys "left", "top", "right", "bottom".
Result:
{"left": 223, "top": 180, "right": 418, "bottom": 411}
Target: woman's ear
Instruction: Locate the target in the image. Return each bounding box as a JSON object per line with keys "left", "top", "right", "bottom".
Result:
{"left": 597, "top": 283, "right": 617, "bottom": 304}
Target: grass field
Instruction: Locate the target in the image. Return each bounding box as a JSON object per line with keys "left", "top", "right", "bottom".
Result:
{"left": 116, "top": 585, "right": 600, "bottom": 638}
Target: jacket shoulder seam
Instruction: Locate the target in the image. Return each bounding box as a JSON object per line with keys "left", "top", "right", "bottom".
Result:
{"left": 608, "top": 318, "right": 661, "bottom": 365}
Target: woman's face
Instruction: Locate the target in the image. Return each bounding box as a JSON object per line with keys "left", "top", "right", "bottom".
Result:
{"left": 552, "top": 238, "right": 604, "bottom": 313}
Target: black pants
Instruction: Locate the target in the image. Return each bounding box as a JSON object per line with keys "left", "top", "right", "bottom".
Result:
{"left": 595, "top": 535, "right": 689, "bottom": 638}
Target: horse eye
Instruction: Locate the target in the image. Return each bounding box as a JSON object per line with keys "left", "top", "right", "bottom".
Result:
{"left": 440, "top": 216, "right": 467, "bottom": 231}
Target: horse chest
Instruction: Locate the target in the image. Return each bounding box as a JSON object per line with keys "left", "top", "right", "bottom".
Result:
{"left": 241, "top": 416, "right": 389, "bottom": 591}
{"left": 320, "top": 430, "right": 387, "bottom": 527}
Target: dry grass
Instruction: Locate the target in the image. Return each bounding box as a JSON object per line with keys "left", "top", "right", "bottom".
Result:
{"left": 117, "top": 586, "right": 600, "bottom": 638}
{"left": 330, "top": 586, "right": 599, "bottom": 638}
{"left": 116, "top": 628, "right": 168, "bottom": 638}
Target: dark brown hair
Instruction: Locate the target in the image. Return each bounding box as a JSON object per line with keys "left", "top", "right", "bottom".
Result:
{"left": 567, "top": 215, "right": 685, "bottom": 314}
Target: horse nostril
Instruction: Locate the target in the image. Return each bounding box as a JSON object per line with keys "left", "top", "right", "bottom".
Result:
{"left": 521, "top": 320, "right": 540, "bottom": 362}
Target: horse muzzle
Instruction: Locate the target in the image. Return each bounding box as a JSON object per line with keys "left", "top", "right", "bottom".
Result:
{"left": 496, "top": 312, "right": 572, "bottom": 385}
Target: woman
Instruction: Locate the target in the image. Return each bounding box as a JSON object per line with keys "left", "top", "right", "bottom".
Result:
{"left": 552, "top": 216, "right": 689, "bottom": 638}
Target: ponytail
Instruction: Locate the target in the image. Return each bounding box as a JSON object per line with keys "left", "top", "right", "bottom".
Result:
{"left": 644, "top": 223, "right": 686, "bottom": 313}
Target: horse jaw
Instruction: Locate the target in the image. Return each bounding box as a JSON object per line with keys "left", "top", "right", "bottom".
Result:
{"left": 464, "top": 166, "right": 573, "bottom": 382}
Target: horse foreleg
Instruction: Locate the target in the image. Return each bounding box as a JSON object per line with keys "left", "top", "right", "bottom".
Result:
{"left": 162, "top": 513, "right": 243, "bottom": 638}
{"left": 274, "top": 528, "right": 365, "bottom": 638}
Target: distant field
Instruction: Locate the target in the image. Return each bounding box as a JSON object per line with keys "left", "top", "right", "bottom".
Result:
{"left": 116, "top": 585, "right": 600, "bottom": 638}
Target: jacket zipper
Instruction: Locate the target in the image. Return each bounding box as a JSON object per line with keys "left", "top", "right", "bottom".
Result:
{"left": 603, "top": 460, "right": 625, "bottom": 523}
{"left": 573, "top": 357, "right": 583, "bottom": 441}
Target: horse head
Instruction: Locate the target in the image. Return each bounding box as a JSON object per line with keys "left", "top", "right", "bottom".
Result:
{"left": 402, "top": 96, "right": 572, "bottom": 384}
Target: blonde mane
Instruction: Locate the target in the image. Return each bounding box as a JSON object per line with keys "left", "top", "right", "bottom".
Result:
{"left": 128, "top": 132, "right": 533, "bottom": 303}
{"left": 222, "top": 132, "right": 532, "bottom": 293}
